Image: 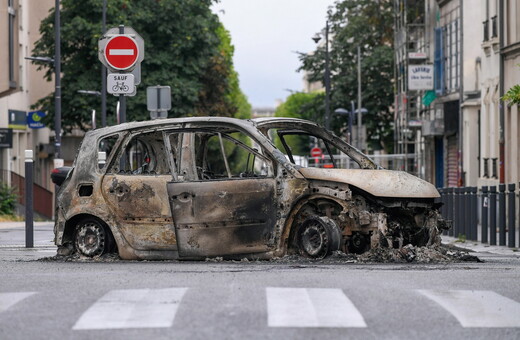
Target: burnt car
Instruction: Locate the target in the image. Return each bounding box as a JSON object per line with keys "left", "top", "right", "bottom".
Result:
{"left": 53, "top": 117, "right": 449, "bottom": 260}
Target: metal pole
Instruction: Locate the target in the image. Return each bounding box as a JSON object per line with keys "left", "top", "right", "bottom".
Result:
{"left": 454, "top": 187, "right": 460, "bottom": 237}
{"left": 508, "top": 183, "right": 515, "bottom": 247}
{"left": 25, "top": 150, "right": 33, "bottom": 248}
{"left": 464, "top": 187, "right": 470, "bottom": 239}
{"left": 489, "top": 186, "right": 497, "bottom": 245}
{"left": 118, "top": 25, "right": 126, "bottom": 124}
{"left": 101, "top": 0, "right": 107, "bottom": 127}
{"left": 54, "top": 0, "right": 61, "bottom": 159}
{"left": 324, "top": 20, "right": 331, "bottom": 130}
{"left": 481, "top": 186, "right": 488, "bottom": 244}
{"left": 349, "top": 101, "right": 355, "bottom": 144}
{"left": 499, "top": 184, "right": 506, "bottom": 245}
{"left": 447, "top": 187, "right": 454, "bottom": 237}
{"left": 470, "top": 187, "right": 478, "bottom": 241}
{"left": 357, "top": 45, "right": 362, "bottom": 150}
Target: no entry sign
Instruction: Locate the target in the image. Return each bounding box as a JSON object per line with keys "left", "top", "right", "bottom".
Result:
{"left": 310, "top": 147, "right": 322, "bottom": 158}
{"left": 98, "top": 26, "right": 144, "bottom": 73}
{"left": 104, "top": 35, "right": 139, "bottom": 71}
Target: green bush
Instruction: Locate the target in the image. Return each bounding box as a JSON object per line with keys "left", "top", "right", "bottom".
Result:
{"left": 0, "top": 184, "right": 17, "bottom": 215}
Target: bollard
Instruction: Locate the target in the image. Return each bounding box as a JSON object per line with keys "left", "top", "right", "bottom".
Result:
{"left": 438, "top": 189, "right": 446, "bottom": 235}
{"left": 452, "top": 188, "right": 458, "bottom": 237}
{"left": 464, "top": 187, "right": 472, "bottom": 240}
{"left": 481, "top": 186, "right": 489, "bottom": 244}
{"left": 489, "top": 186, "right": 497, "bottom": 245}
{"left": 499, "top": 184, "right": 506, "bottom": 246}
{"left": 470, "top": 187, "right": 478, "bottom": 241}
{"left": 447, "top": 188, "right": 454, "bottom": 236}
{"left": 25, "top": 150, "right": 34, "bottom": 248}
{"left": 457, "top": 187, "right": 463, "bottom": 238}
{"left": 508, "top": 183, "right": 516, "bottom": 248}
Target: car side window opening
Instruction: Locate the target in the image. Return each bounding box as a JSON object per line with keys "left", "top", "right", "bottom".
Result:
{"left": 109, "top": 131, "right": 170, "bottom": 175}
{"left": 169, "top": 130, "right": 273, "bottom": 181}
{"left": 271, "top": 128, "right": 361, "bottom": 169}
{"left": 98, "top": 135, "right": 119, "bottom": 169}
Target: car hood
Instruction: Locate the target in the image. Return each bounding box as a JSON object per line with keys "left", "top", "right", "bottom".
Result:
{"left": 298, "top": 168, "right": 440, "bottom": 198}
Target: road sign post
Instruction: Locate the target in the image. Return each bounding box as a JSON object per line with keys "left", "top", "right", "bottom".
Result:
{"left": 98, "top": 25, "right": 144, "bottom": 124}
{"left": 147, "top": 86, "right": 171, "bottom": 120}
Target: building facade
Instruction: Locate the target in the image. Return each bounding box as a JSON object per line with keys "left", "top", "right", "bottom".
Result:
{"left": 0, "top": 0, "right": 54, "bottom": 189}
{"left": 394, "top": 0, "right": 519, "bottom": 188}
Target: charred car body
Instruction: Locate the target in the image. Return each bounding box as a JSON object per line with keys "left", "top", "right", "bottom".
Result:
{"left": 54, "top": 117, "right": 449, "bottom": 260}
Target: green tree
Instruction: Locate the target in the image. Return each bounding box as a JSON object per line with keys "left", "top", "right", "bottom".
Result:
{"left": 32, "top": 0, "right": 250, "bottom": 132}
{"left": 502, "top": 65, "right": 520, "bottom": 106}
{"left": 299, "top": 0, "right": 394, "bottom": 152}
{"left": 274, "top": 91, "right": 324, "bottom": 155}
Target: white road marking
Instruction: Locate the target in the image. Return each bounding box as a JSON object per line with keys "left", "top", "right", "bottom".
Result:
{"left": 418, "top": 290, "right": 520, "bottom": 327}
{"left": 0, "top": 292, "right": 36, "bottom": 313}
{"left": 109, "top": 49, "right": 134, "bottom": 56}
{"left": 73, "top": 288, "right": 187, "bottom": 330}
{"left": 266, "top": 287, "right": 367, "bottom": 328}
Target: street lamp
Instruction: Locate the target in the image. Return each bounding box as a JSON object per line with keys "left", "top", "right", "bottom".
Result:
{"left": 333, "top": 103, "right": 367, "bottom": 148}
{"left": 312, "top": 20, "right": 331, "bottom": 131}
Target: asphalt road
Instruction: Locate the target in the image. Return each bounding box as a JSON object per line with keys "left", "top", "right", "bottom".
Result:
{"left": 1, "top": 223, "right": 520, "bottom": 339}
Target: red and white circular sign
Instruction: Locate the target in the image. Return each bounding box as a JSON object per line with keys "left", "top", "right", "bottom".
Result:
{"left": 310, "top": 147, "right": 322, "bottom": 158}
{"left": 104, "top": 35, "right": 139, "bottom": 71}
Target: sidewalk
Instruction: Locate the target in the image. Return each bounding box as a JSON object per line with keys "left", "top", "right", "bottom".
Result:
{"left": 441, "top": 235, "right": 520, "bottom": 257}
{"left": 0, "top": 221, "right": 57, "bottom": 261}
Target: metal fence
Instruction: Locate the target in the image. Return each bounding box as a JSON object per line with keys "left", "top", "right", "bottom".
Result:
{"left": 0, "top": 169, "right": 53, "bottom": 219}
{"left": 304, "top": 153, "right": 416, "bottom": 173}
{"left": 438, "top": 184, "right": 519, "bottom": 248}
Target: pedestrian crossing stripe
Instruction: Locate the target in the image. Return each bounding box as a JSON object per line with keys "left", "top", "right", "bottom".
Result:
{"left": 72, "top": 288, "right": 188, "bottom": 330}
{"left": 0, "top": 292, "right": 36, "bottom": 313}
{"left": 417, "top": 289, "right": 520, "bottom": 328}
{"left": 266, "top": 287, "right": 367, "bottom": 328}
{"left": 2, "top": 288, "right": 520, "bottom": 330}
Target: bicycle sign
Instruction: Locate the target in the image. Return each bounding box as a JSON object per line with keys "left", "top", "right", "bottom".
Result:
{"left": 107, "top": 73, "right": 135, "bottom": 95}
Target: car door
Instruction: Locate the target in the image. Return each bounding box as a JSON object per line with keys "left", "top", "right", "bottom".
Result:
{"left": 101, "top": 130, "right": 177, "bottom": 250}
{"left": 166, "top": 130, "right": 277, "bottom": 258}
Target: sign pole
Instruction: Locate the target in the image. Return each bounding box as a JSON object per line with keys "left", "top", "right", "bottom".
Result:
{"left": 118, "top": 25, "right": 126, "bottom": 124}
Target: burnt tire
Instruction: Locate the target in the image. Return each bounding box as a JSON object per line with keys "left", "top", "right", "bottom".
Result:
{"left": 296, "top": 216, "right": 341, "bottom": 259}
{"left": 74, "top": 219, "right": 113, "bottom": 257}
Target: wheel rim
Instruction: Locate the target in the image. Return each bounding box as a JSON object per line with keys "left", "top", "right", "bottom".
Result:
{"left": 75, "top": 221, "right": 106, "bottom": 257}
{"left": 300, "top": 220, "right": 329, "bottom": 258}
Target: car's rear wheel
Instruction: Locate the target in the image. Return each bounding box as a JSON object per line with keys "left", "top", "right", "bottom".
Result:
{"left": 74, "top": 219, "right": 113, "bottom": 257}
{"left": 296, "top": 216, "right": 341, "bottom": 259}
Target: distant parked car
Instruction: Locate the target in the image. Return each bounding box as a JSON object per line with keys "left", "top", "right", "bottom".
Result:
{"left": 53, "top": 117, "right": 449, "bottom": 260}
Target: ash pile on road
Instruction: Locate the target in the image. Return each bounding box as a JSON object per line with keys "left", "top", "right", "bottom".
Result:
{"left": 272, "top": 244, "right": 482, "bottom": 264}
{"left": 38, "top": 252, "right": 121, "bottom": 262}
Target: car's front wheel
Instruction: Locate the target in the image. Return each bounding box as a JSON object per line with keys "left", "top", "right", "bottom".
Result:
{"left": 296, "top": 216, "right": 341, "bottom": 259}
{"left": 74, "top": 219, "right": 113, "bottom": 257}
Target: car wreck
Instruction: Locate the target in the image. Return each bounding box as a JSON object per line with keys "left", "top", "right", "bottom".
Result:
{"left": 53, "top": 117, "right": 450, "bottom": 260}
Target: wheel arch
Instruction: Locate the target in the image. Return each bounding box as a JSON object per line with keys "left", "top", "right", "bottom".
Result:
{"left": 280, "top": 194, "right": 348, "bottom": 253}
{"left": 62, "top": 213, "right": 116, "bottom": 249}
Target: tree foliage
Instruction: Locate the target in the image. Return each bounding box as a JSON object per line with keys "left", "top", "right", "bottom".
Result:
{"left": 274, "top": 91, "right": 324, "bottom": 155}
{"left": 32, "top": 0, "right": 250, "bottom": 133}
{"left": 299, "top": 0, "right": 394, "bottom": 152}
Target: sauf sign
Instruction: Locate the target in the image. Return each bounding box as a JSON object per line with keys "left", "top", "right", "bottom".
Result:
{"left": 408, "top": 65, "right": 434, "bottom": 91}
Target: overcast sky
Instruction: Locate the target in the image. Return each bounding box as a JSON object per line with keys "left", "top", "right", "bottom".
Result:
{"left": 212, "top": 0, "right": 336, "bottom": 108}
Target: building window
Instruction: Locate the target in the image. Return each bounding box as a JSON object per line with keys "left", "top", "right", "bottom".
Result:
{"left": 434, "top": 27, "right": 444, "bottom": 95}
{"left": 483, "top": 20, "right": 489, "bottom": 41}
{"left": 490, "top": 15, "right": 498, "bottom": 38}
{"left": 8, "top": 0, "right": 17, "bottom": 88}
